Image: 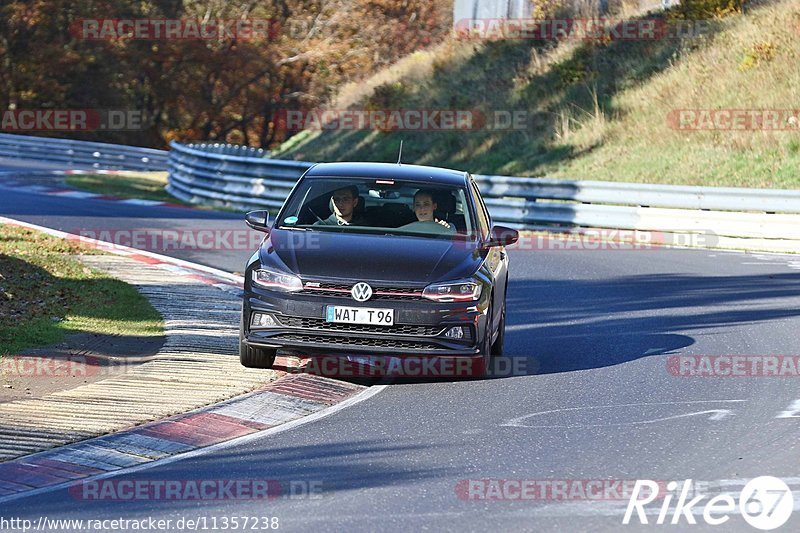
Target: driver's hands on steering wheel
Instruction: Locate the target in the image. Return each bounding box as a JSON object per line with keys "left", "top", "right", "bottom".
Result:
{"left": 435, "top": 218, "right": 451, "bottom": 229}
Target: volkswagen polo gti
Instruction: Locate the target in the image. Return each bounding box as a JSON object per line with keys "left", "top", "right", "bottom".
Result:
{"left": 239, "top": 162, "right": 518, "bottom": 375}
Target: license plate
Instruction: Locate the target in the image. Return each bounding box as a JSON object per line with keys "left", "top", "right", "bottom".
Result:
{"left": 326, "top": 305, "right": 394, "bottom": 326}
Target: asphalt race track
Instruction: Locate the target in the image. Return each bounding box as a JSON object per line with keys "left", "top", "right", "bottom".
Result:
{"left": 2, "top": 164, "right": 800, "bottom": 531}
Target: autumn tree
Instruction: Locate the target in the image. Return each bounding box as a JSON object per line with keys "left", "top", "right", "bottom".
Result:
{"left": 0, "top": 0, "right": 453, "bottom": 148}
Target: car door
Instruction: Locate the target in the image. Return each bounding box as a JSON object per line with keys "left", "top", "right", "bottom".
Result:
{"left": 469, "top": 176, "right": 508, "bottom": 339}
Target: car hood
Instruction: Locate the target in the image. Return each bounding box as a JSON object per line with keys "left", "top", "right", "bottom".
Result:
{"left": 259, "top": 228, "right": 485, "bottom": 284}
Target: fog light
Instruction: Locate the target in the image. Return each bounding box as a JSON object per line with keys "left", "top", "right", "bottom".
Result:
{"left": 251, "top": 312, "right": 277, "bottom": 328}
{"left": 444, "top": 326, "right": 465, "bottom": 339}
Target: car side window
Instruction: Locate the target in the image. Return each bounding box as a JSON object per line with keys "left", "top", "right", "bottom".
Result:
{"left": 469, "top": 179, "right": 490, "bottom": 239}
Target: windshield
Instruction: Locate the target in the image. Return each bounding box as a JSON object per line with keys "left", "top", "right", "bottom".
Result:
{"left": 277, "top": 177, "right": 476, "bottom": 239}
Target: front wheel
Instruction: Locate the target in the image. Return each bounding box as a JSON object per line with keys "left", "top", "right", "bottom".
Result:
{"left": 239, "top": 339, "right": 277, "bottom": 368}
{"left": 477, "top": 304, "right": 494, "bottom": 378}
{"left": 491, "top": 301, "right": 506, "bottom": 357}
{"left": 240, "top": 303, "right": 276, "bottom": 368}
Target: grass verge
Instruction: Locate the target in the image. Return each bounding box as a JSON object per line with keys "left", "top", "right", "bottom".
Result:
{"left": 0, "top": 224, "right": 163, "bottom": 356}
{"left": 64, "top": 171, "right": 182, "bottom": 204}
{"left": 274, "top": 0, "right": 800, "bottom": 189}
{"left": 64, "top": 172, "right": 243, "bottom": 212}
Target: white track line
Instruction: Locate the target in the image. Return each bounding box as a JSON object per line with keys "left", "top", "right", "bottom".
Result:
{"left": 0, "top": 385, "right": 387, "bottom": 505}
{"left": 0, "top": 215, "right": 388, "bottom": 504}
{"left": 0, "top": 216, "right": 244, "bottom": 284}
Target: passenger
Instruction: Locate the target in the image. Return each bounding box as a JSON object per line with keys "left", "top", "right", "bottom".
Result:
{"left": 401, "top": 189, "right": 455, "bottom": 234}
{"left": 314, "top": 185, "right": 368, "bottom": 226}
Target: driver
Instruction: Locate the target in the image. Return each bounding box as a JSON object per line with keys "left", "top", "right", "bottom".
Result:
{"left": 314, "top": 185, "right": 368, "bottom": 226}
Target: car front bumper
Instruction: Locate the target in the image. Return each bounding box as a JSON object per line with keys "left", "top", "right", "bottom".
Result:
{"left": 242, "top": 284, "right": 488, "bottom": 357}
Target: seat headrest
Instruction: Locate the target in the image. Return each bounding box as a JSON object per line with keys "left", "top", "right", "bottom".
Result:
{"left": 434, "top": 191, "right": 457, "bottom": 215}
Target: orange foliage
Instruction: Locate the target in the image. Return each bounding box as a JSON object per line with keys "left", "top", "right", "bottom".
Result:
{"left": 0, "top": 0, "right": 453, "bottom": 148}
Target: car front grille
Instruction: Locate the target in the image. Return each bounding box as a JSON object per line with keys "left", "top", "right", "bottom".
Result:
{"left": 272, "top": 334, "right": 441, "bottom": 351}
{"left": 276, "top": 316, "right": 444, "bottom": 336}
{"left": 301, "top": 281, "right": 423, "bottom": 301}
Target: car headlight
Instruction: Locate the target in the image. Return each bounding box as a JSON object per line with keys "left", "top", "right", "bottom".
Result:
{"left": 252, "top": 268, "right": 303, "bottom": 292}
{"left": 422, "top": 280, "right": 482, "bottom": 302}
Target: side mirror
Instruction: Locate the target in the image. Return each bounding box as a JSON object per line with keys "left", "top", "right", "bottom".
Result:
{"left": 245, "top": 210, "right": 270, "bottom": 232}
{"left": 486, "top": 225, "right": 519, "bottom": 247}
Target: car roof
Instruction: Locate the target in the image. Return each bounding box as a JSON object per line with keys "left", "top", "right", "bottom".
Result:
{"left": 303, "top": 162, "right": 469, "bottom": 187}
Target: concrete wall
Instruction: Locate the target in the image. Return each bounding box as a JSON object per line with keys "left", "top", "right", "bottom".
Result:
{"left": 453, "top": 0, "right": 532, "bottom": 25}
{"left": 453, "top": 0, "right": 682, "bottom": 26}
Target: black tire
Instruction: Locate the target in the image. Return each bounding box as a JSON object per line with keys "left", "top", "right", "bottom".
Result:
{"left": 239, "top": 308, "right": 276, "bottom": 368}
{"left": 477, "top": 303, "right": 494, "bottom": 378}
{"left": 491, "top": 301, "right": 506, "bottom": 357}
{"left": 239, "top": 339, "right": 277, "bottom": 368}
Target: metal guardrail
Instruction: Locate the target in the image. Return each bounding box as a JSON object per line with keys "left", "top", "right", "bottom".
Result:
{"left": 166, "top": 141, "right": 312, "bottom": 210}
{"left": 472, "top": 175, "right": 800, "bottom": 214}
{"left": 167, "top": 142, "right": 800, "bottom": 248}
{"left": 0, "top": 133, "right": 168, "bottom": 171}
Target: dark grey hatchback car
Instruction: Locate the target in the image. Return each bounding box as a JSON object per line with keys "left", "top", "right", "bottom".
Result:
{"left": 240, "top": 162, "right": 518, "bottom": 375}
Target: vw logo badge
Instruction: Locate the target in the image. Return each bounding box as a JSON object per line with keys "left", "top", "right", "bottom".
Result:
{"left": 351, "top": 282, "right": 373, "bottom": 302}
